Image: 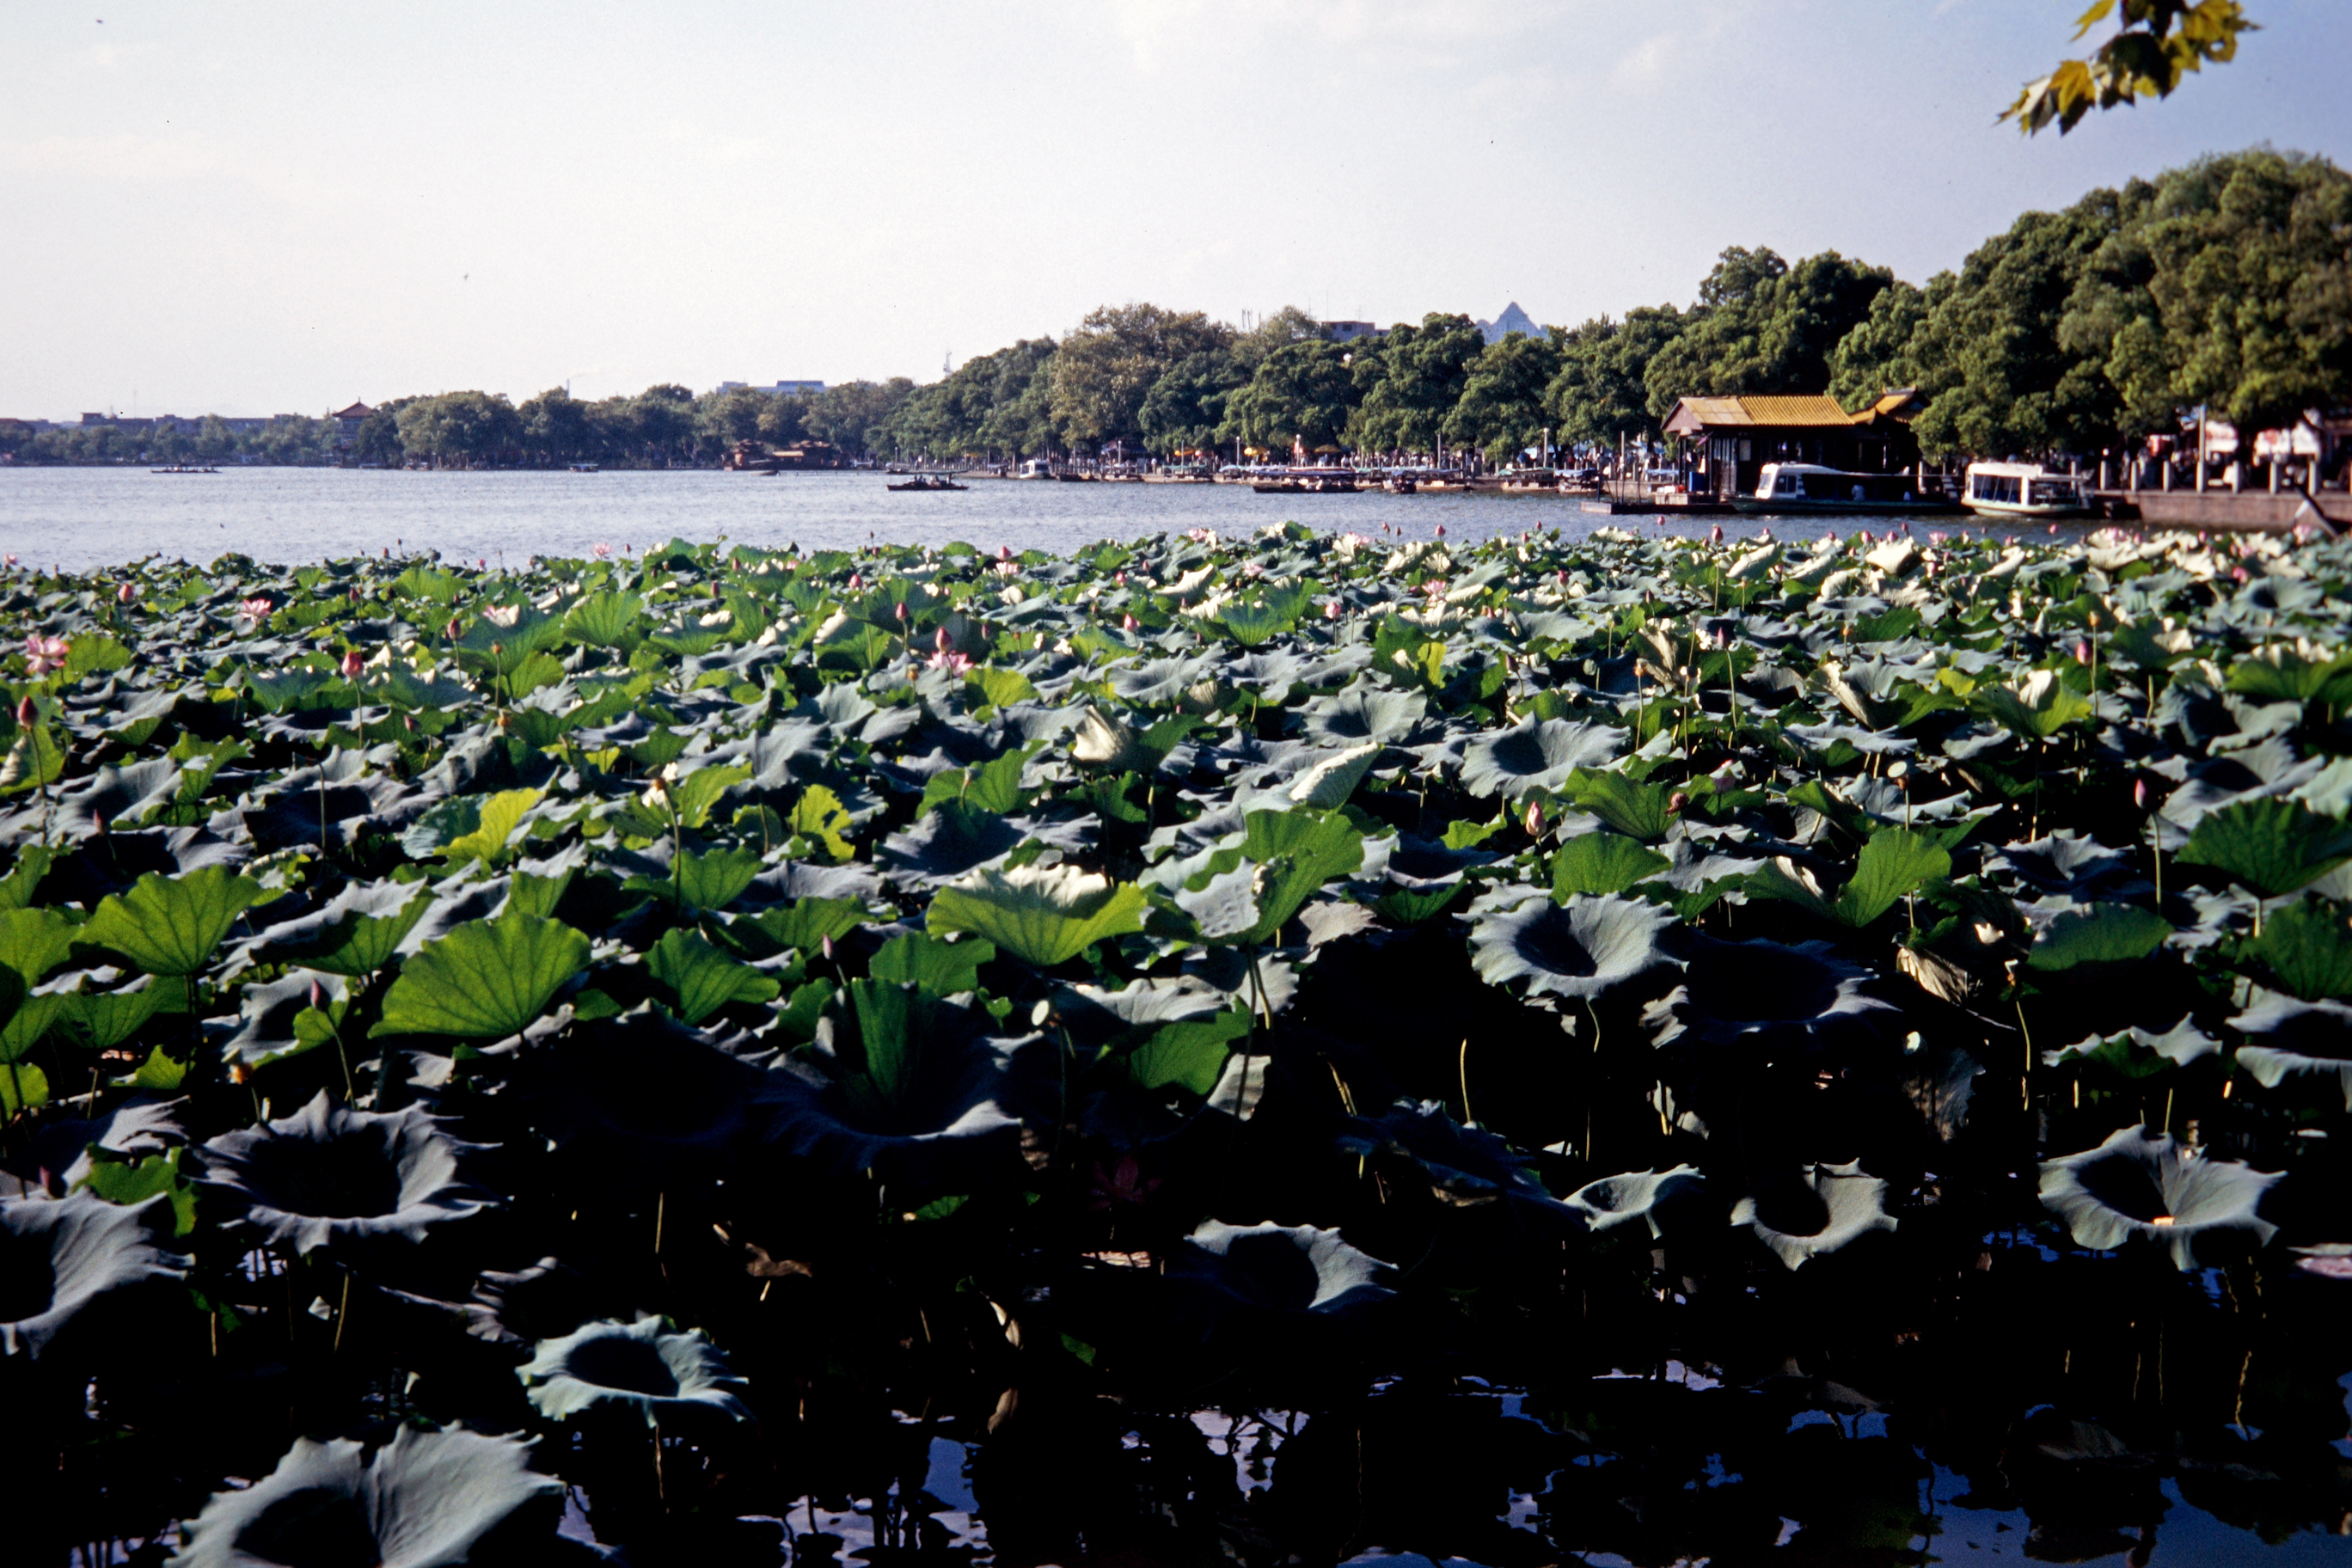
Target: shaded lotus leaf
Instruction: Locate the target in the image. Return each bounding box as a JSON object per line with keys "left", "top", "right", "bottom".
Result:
{"left": 217, "top": 968, "right": 350, "bottom": 1071}
{"left": 1468, "top": 892, "right": 1675, "bottom": 1002}
{"left": 196, "top": 1091, "right": 496, "bottom": 1255}
{"left": 1337, "top": 1100, "right": 1577, "bottom": 1223}
{"left": 0, "top": 1191, "right": 187, "bottom": 1357}
{"left": 169, "top": 1425, "right": 564, "bottom": 1568}
{"left": 1902, "top": 1037, "right": 1986, "bottom": 1141}
{"left": 2026, "top": 902, "right": 2174, "bottom": 971}
{"left": 461, "top": 1256, "right": 599, "bottom": 1346}
{"left": 2043, "top": 1015, "right": 2219, "bottom": 1077}
{"left": 21, "top": 1094, "right": 183, "bottom": 1194}
{"left": 239, "top": 875, "right": 433, "bottom": 977}
{"left": 517, "top": 1005, "right": 774, "bottom": 1169}
{"left": 1301, "top": 687, "right": 1427, "bottom": 747}
{"left": 1983, "top": 832, "right": 2139, "bottom": 899}
{"left": 876, "top": 799, "right": 1023, "bottom": 888}
{"left": 1730, "top": 1161, "right": 1899, "bottom": 1271}
{"left": 1643, "top": 932, "right": 1895, "bottom": 1054}
{"left": 1566, "top": 1165, "right": 1710, "bottom": 1238}
{"left": 49, "top": 758, "right": 181, "bottom": 839}
{"left": 2230, "top": 990, "right": 2352, "bottom": 1108}
{"left": 2039, "top": 1124, "right": 2282, "bottom": 1269}
{"left": 2179, "top": 798, "right": 2352, "bottom": 898}
{"left": 520, "top": 1314, "right": 753, "bottom": 1430}
{"left": 763, "top": 992, "right": 1050, "bottom": 1187}
{"left": 2239, "top": 900, "right": 2352, "bottom": 999}
{"left": 1459, "top": 718, "right": 1625, "bottom": 800}
{"left": 1167, "top": 1220, "right": 1398, "bottom": 1315}
{"left": 928, "top": 861, "right": 1148, "bottom": 968}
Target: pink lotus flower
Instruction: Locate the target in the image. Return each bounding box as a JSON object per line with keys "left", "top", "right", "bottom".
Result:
{"left": 1323, "top": 600, "right": 1340, "bottom": 620}
{"left": 340, "top": 649, "right": 364, "bottom": 677}
{"left": 1087, "top": 1154, "right": 1161, "bottom": 1212}
{"left": 482, "top": 603, "right": 520, "bottom": 628}
{"left": 116, "top": 581, "right": 136, "bottom": 603}
{"left": 22, "top": 634, "right": 69, "bottom": 676}
{"left": 1122, "top": 614, "right": 1139, "bottom": 632}
{"left": 591, "top": 542, "right": 612, "bottom": 559}
{"left": 999, "top": 544, "right": 1013, "bottom": 560}
{"left": 241, "top": 597, "right": 273, "bottom": 619}
{"left": 927, "top": 647, "right": 973, "bottom": 676}
{"left": 2135, "top": 777, "right": 2149, "bottom": 810}
{"left": 1928, "top": 531, "right": 1946, "bottom": 545}
{"left": 1112, "top": 570, "right": 1126, "bottom": 585}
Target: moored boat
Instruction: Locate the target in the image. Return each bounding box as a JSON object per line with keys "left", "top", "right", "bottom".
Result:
{"left": 1961, "top": 462, "right": 2093, "bottom": 520}
{"left": 1734, "top": 462, "right": 1957, "bottom": 515}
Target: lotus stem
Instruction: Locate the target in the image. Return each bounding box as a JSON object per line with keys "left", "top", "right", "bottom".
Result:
{"left": 653, "top": 1190, "right": 665, "bottom": 1256}
{"left": 1458, "top": 1038, "right": 1473, "bottom": 1126}
{"left": 332, "top": 1269, "right": 352, "bottom": 1356}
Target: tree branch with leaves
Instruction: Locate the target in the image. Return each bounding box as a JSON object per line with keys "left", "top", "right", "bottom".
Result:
{"left": 2003, "top": 0, "right": 2256, "bottom": 137}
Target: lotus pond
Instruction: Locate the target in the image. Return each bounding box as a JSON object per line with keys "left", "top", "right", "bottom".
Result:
{"left": 3, "top": 521, "right": 2350, "bottom": 1565}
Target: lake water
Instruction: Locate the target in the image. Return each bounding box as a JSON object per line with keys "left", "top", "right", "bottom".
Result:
{"left": 0, "top": 467, "right": 1960, "bottom": 571}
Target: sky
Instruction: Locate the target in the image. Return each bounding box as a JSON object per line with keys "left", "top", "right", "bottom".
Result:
{"left": 3, "top": 0, "right": 2347, "bottom": 420}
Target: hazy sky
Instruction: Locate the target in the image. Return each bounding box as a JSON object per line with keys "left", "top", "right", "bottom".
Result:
{"left": 5, "top": 0, "right": 2347, "bottom": 420}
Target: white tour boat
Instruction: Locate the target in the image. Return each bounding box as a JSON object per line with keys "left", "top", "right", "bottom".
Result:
{"left": 1961, "top": 462, "right": 2093, "bottom": 520}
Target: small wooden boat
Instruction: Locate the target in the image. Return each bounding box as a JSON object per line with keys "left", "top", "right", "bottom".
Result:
{"left": 887, "top": 474, "right": 968, "bottom": 492}
{"left": 150, "top": 465, "right": 219, "bottom": 475}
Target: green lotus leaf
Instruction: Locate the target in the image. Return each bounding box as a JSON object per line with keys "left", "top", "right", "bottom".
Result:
{"left": 0, "top": 906, "right": 70, "bottom": 989}
{"left": 1834, "top": 827, "right": 1952, "bottom": 928}
{"left": 1561, "top": 767, "right": 1674, "bottom": 841}
{"left": 372, "top": 910, "right": 590, "bottom": 1038}
{"left": 2044, "top": 1015, "right": 2218, "bottom": 1077}
{"left": 2026, "top": 902, "right": 2175, "bottom": 971}
{"left": 563, "top": 586, "right": 647, "bottom": 648}
{"left": 76, "top": 1145, "right": 198, "bottom": 1237}
{"left": 80, "top": 865, "right": 266, "bottom": 977}
{"left": 732, "top": 894, "right": 867, "bottom": 957}
{"left": 928, "top": 863, "right": 1148, "bottom": 968}
{"left": 1123, "top": 1007, "right": 1252, "bottom": 1094}
{"left": 646, "top": 928, "right": 782, "bottom": 1025}
{"left": 789, "top": 782, "right": 856, "bottom": 861}
{"left": 1975, "top": 668, "right": 2092, "bottom": 738}
{"left": 520, "top": 1315, "right": 753, "bottom": 1429}
{"left": 2179, "top": 798, "right": 2352, "bottom": 898}
{"left": 2038, "top": 1124, "right": 2282, "bottom": 1271}
{"left": 253, "top": 878, "right": 433, "bottom": 977}
{"left": 870, "top": 931, "right": 994, "bottom": 998}
{"left": 170, "top": 1427, "right": 566, "bottom": 1568}
{"left": 628, "top": 844, "right": 763, "bottom": 915}
{"left": 437, "top": 787, "right": 542, "bottom": 867}
{"left": 1730, "top": 1161, "right": 1899, "bottom": 1271}
{"left": 1553, "top": 831, "right": 1670, "bottom": 898}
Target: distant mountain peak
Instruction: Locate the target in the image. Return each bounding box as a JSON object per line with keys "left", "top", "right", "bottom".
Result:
{"left": 1477, "top": 302, "right": 1540, "bottom": 345}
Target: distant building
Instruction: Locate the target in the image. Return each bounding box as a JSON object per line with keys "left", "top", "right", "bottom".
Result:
{"left": 717, "top": 381, "right": 826, "bottom": 397}
{"left": 1660, "top": 393, "right": 1920, "bottom": 501}
{"left": 330, "top": 402, "right": 372, "bottom": 445}
{"left": 1475, "top": 302, "right": 1541, "bottom": 345}
{"left": 1322, "top": 321, "right": 1382, "bottom": 344}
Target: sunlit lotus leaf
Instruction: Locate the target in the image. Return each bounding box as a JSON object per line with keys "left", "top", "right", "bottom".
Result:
{"left": 928, "top": 862, "right": 1147, "bottom": 968}
{"left": 1974, "top": 668, "right": 2092, "bottom": 738}
{"left": 80, "top": 865, "right": 265, "bottom": 977}
{"left": 169, "top": 1426, "right": 565, "bottom": 1568}
{"left": 1459, "top": 718, "right": 1625, "bottom": 800}
{"left": 520, "top": 1315, "right": 753, "bottom": 1430}
{"left": 2179, "top": 798, "right": 2352, "bottom": 898}
{"left": 1643, "top": 932, "right": 1895, "bottom": 1053}
{"left": 1168, "top": 1220, "right": 1398, "bottom": 1315}
{"left": 1285, "top": 743, "right": 1382, "bottom": 810}
{"left": 372, "top": 910, "right": 590, "bottom": 1038}
{"left": 2240, "top": 900, "right": 2352, "bottom": 999}
{"left": 1567, "top": 1165, "right": 1709, "bottom": 1238}
{"left": 1730, "top": 1161, "right": 1899, "bottom": 1271}
{"left": 0, "top": 1191, "right": 186, "bottom": 1358}
{"left": 2043, "top": 1015, "right": 2218, "bottom": 1076}
{"left": 196, "top": 1091, "right": 496, "bottom": 1255}
{"left": 1468, "top": 892, "right": 1675, "bottom": 1002}
{"left": 2039, "top": 1124, "right": 2282, "bottom": 1270}
{"left": 1552, "top": 831, "right": 1669, "bottom": 898}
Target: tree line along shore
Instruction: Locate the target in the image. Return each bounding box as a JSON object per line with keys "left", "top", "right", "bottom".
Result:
{"left": 6, "top": 148, "right": 2344, "bottom": 480}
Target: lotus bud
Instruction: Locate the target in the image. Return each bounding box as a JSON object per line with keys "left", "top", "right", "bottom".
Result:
{"left": 116, "top": 580, "right": 136, "bottom": 603}
{"left": 309, "top": 980, "right": 323, "bottom": 1011}
{"left": 489, "top": 641, "right": 502, "bottom": 659}
{"left": 403, "top": 714, "right": 416, "bottom": 733}
{"left": 934, "top": 627, "right": 952, "bottom": 652}
{"left": 2075, "top": 640, "right": 2092, "bottom": 666}
{"left": 444, "top": 617, "right": 461, "bottom": 640}
{"left": 2232, "top": 566, "right": 2249, "bottom": 583}
{"left": 1522, "top": 798, "right": 1545, "bottom": 837}
{"left": 848, "top": 573, "right": 863, "bottom": 590}
{"left": 1709, "top": 525, "right": 1724, "bottom": 544}
{"left": 820, "top": 934, "right": 834, "bottom": 962}
{"left": 895, "top": 601, "right": 908, "bottom": 622}
{"left": 2086, "top": 610, "right": 2101, "bottom": 629}
{"left": 350, "top": 586, "right": 362, "bottom": 603}
{"left": 93, "top": 812, "right": 108, "bottom": 836}
{"left": 1435, "top": 524, "right": 1446, "bottom": 537}
{"left": 1113, "top": 571, "right": 1126, "bottom": 585}
{"left": 999, "top": 545, "right": 1012, "bottom": 560}
{"left": 1668, "top": 791, "right": 1689, "bottom": 813}
{"left": 2134, "top": 777, "right": 2149, "bottom": 810}
{"left": 14, "top": 696, "right": 33, "bottom": 726}
{"left": 1123, "top": 614, "right": 1139, "bottom": 632}
{"left": 1324, "top": 600, "right": 1340, "bottom": 621}
{"left": 340, "top": 649, "right": 364, "bottom": 677}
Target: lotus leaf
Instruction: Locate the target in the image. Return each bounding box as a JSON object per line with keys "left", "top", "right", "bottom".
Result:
{"left": 0, "top": 1191, "right": 187, "bottom": 1357}
{"left": 1468, "top": 893, "right": 1675, "bottom": 1002}
{"left": 79, "top": 865, "right": 264, "bottom": 977}
{"left": 1566, "top": 1165, "right": 1709, "bottom": 1238}
{"left": 1730, "top": 1161, "right": 1899, "bottom": 1271}
{"left": 928, "top": 862, "right": 1148, "bottom": 967}
{"left": 1459, "top": 718, "right": 1625, "bottom": 800}
{"left": 2039, "top": 1124, "right": 2282, "bottom": 1269}
{"left": 196, "top": 1091, "right": 495, "bottom": 1254}
{"left": 1644, "top": 933, "right": 1895, "bottom": 1053}
{"left": 372, "top": 910, "right": 590, "bottom": 1038}
{"left": 2179, "top": 797, "right": 2352, "bottom": 898}
{"left": 169, "top": 1426, "right": 564, "bottom": 1568}
{"left": 520, "top": 1315, "right": 753, "bottom": 1429}
{"left": 1168, "top": 1220, "right": 1398, "bottom": 1315}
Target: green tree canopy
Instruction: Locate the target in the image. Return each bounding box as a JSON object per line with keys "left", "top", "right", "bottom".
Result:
{"left": 1642, "top": 248, "right": 1894, "bottom": 418}
{"left": 1449, "top": 330, "right": 1564, "bottom": 462}
{"left": 1221, "top": 340, "right": 1357, "bottom": 455}
{"left": 1348, "top": 313, "right": 1486, "bottom": 456}
{"left": 1049, "top": 303, "right": 1232, "bottom": 451}
{"left": 1543, "top": 308, "right": 1687, "bottom": 450}
{"left": 1140, "top": 350, "right": 1245, "bottom": 455}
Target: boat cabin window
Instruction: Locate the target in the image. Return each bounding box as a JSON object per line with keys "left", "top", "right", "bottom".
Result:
{"left": 1773, "top": 472, "right": 1798, "bottom": 495}
{"left": 2028, "top": 480, "right": 2079, "bottom": 505}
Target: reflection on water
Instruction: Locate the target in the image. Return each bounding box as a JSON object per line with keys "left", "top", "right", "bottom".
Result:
{"left": 0, "top": 468, "right": 1992, "bottom": 572}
